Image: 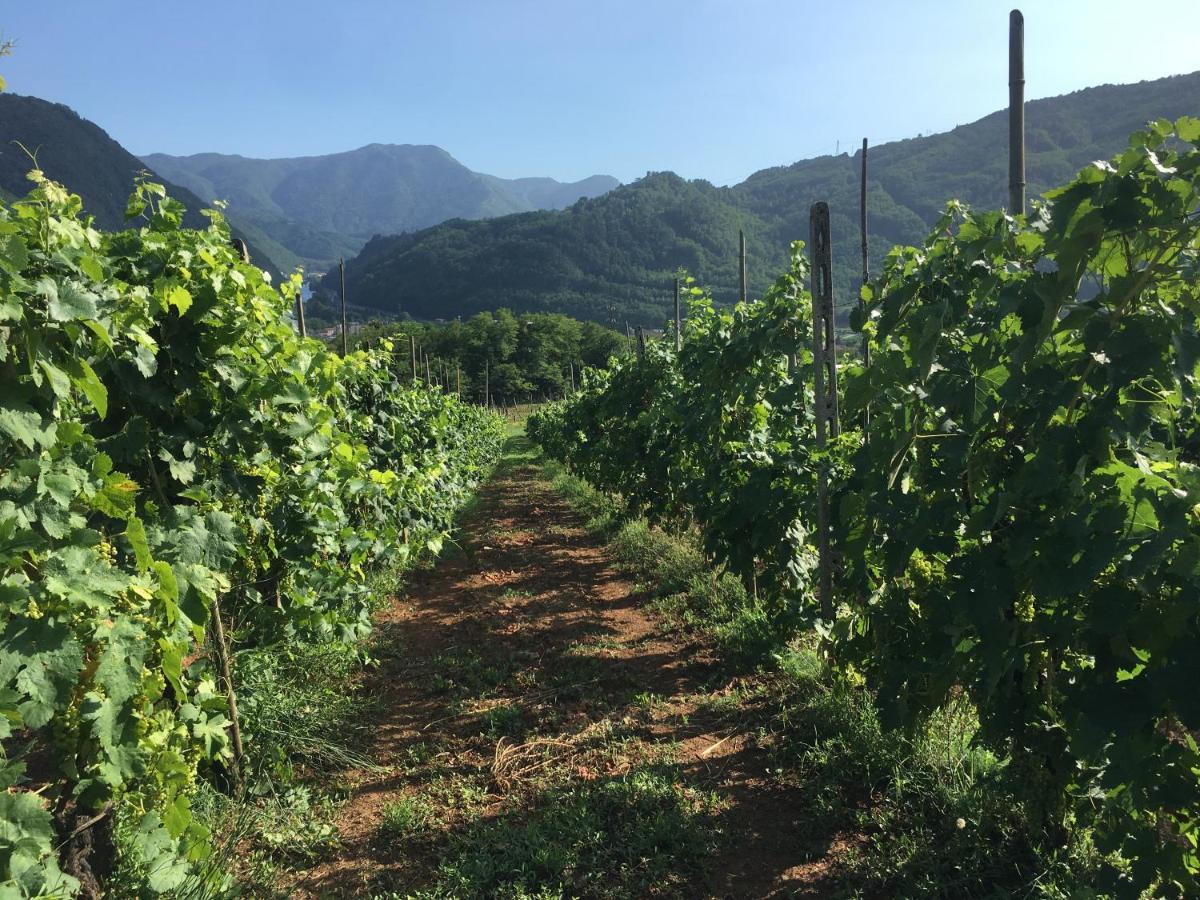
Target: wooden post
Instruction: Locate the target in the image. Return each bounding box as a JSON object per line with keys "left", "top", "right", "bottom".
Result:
{"left": 425, "top": 353, "right": 432, "bottom": 386}
{"left": 860, "top": 137, "right": 871, "bottom": 437}
{"left": 810, "top": 202, "right": 839, "bottom": 621}
{"left": 738, "top": 229, "right": 747, "bottom": 303}
{"left": 294, "top": 293, "right": 307, "bottom": 339}
{"left": 339, "top": 257, "right": 348, "bottom": 357}
{"left": 810, "top": 203, "right": 840, "bottom": 435}
{"left": 209, "top": 595, "right": 243, "bottom": 786}
{"left": 410, "top": 334, "right": 417, "bottom": 380}
{"left": 484, "top": 358, "right": 490, "bottom": 408}
{"left": 1008, "top": 9, "right": 1025, "bottom": 216}
{"left": 635, "top": 326, "right": 646, "bottom": 362}
{"left": 860, "top": 138, "right": 870, "bottom": 344}
{"left": 673, "top": 278, "right": 682, "bottom": 351}
{"left": 456, "top": 365, "right": 462, "bottom": 398}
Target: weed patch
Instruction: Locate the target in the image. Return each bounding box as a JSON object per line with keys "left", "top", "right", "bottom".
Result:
{"left": 379, "top": 796, "right": 436, "bottom": 840}
{"left": 420, "top": 767, "right": 720, "bottom": 899}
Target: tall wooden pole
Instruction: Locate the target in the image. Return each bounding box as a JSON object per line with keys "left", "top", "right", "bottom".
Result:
{"left": 339, "top": 257, "right": 348, "bottom": 357}
{"left": 1008, "top": 9, "right": 1026, "bottom": 216}
{"left": 456, "top": 365, "right": 461, "bottom": 398}
{"left": 810, "top": 203, "right": 840, "bottom": 435}
{"left": 860, "top": 137, "right": 871, "bottom": 437}
{"left": 294, "top": 293, "right": 307, "bottom": 339}
{"left": 410, "top": 335, "right": 417, "bottom": 380}
{"left": 810, "top": 202, "right": 839, "bottom": 621}
{"left": 738, "top": 229, "right": 747, "bottom": 303}
{"left": 635, "top": 326, "right": 646, "bottom": 362}
{"left": 424, "top": 351, "right": 431, "bottom": 385}
{"left": 673, "top": 278, "right": 682, "bottom": 351}
{"left": 860, "top": 138, "right": 870, "bottom": 336}
{"left": 484, "top": 359, "right": 490, "bottom": 408}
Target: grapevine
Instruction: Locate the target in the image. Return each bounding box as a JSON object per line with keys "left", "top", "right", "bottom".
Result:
{"left": 0, "top": 173, "right": 502, "bottom": 894}
{"left": 531, "top": 118, "right": 1200, "bottom": 895}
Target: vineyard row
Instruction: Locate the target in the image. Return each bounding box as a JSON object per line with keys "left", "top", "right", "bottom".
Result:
{"left": 0, "top": 174, "right": 504, "bottom": 895}
{"left": 529, "top": 118, "right": 1200, "bottom": 896}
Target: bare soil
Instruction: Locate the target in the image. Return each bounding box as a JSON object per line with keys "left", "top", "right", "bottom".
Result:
{"left": 285, "top": 442, "right": 851, "bottom": 898}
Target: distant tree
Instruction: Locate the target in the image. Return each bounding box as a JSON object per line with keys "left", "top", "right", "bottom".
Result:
{"left": 346, "top": 310, "right": 628, "bottom": 403}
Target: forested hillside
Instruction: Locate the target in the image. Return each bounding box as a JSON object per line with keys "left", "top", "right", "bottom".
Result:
{"left": 323, "top": 71, "right": 1200, "bottom": 327}
{"left": 333, "top": 172, "right": 765, "bottom": 326}
{"left": 142, "top": 145, "right": 619, "bottom": 270}
{"left": 0, "top": 93, "right": 282, "bottom": 275}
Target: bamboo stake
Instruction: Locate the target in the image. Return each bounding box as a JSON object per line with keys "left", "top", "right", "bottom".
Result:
{"left": 1009, "top": 9, "right": 1026, "bottom": 216}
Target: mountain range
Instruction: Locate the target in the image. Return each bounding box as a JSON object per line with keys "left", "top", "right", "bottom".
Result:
{"left": 321, "top": 71, "right": 1200, "bottom": 327}
{"left": 3, "top": 71, "right": 1198, "bottom": 331}
{"left": 0, "top": 92, "right": 618, "bottom": 277}
{"left": 141, "top": 146, "right": 619, "bottom": 271}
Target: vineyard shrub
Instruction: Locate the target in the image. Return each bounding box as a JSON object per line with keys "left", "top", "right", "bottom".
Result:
{"left": 0, "top": 174, "right": 502, "bottom": 895}
{"left": 530, "top": 118, "right": 1200, "bottom": 895}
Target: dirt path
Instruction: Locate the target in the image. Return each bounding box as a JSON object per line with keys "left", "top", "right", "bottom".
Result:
{"left": 286, "top": 436, "right": 848, "bottom": 898}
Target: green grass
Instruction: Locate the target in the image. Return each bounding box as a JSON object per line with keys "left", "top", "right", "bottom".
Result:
{"left": 426, "top": 646, "right": 517, "bottom": 700}
{"left": 409, "top": 767, "right": 720, "bottom": 899}
{"left": 482, "top": 701, "right": 527, "bottom": 737}
{"left": 379, "top": 796, "right": 435, "bottom": 840}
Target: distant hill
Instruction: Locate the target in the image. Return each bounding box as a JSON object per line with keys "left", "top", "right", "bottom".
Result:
{"left": 323, "top": 71, "right": 1200, "bottom": 328}
{"left": 141, "top": 145, "right": 620, "bottom": 271}
{"left": 334, "top": 171, "right": 768, "bottom": 327}
{"left": 0, "top": 93, "right": 282, "bottom": 276}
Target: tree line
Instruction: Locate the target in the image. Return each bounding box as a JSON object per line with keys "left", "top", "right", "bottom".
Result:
{"left": 345, "top": 309, "right": 630, "bottom": 404}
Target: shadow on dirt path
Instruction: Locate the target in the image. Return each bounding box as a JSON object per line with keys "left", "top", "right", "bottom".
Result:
{"left": 286, "top": 434, "right": 851, "bottom": 899}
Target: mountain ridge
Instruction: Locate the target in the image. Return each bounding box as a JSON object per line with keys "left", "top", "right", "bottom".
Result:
{"left": 320, "top": 70, "right": 1200, "bottom": 327}
{"left": 141, "top": 144, "right": 620, "bottom": 270}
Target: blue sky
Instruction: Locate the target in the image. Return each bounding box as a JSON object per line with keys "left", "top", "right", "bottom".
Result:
{"left": 2, "top": 1, "right": 1198, "bottom": 185}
